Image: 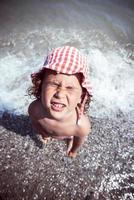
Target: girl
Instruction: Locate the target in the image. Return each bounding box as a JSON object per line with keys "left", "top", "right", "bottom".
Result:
{"left": 28, "top": 46, "right": 92, "bottom": 158}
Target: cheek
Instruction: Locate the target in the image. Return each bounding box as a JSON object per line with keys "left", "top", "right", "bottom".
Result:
{"left": 41, "top": 87, "right": 53, "bottom": 103}
{"left": 70, "top": 93, "right": 82, "bottom": 105}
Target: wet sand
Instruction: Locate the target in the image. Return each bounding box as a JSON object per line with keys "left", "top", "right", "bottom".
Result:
{"left": 0, "top": 112, "right": 133, "bottom": 200}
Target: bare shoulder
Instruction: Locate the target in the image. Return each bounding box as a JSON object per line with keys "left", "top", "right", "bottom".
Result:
{"left": 77, "top": 114, "right": 91, "bottom": 137}
{"left": 28, "top": 99, "right": 42, "bottom": 119}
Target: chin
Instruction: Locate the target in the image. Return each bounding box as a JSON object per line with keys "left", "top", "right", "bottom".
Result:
{"left": 49, "top": 109, "right": 67, "bottom": 121}
{"left": 51, "top": 114, "right": 65, "bottom": 121}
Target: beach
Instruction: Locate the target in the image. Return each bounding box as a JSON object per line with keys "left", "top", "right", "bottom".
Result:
{"left": 0, "top": 112, "right": 133, "bottom": 200}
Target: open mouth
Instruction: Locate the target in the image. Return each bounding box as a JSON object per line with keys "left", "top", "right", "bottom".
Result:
{"left": 51, "top": 102, "right": 66, "bottom": 112}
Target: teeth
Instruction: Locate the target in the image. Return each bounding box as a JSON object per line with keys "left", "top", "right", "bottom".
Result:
{"left": 52, "top": 103, "right": 64, "bottom": 108}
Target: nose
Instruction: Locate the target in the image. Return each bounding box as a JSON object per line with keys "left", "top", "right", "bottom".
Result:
{"left": 54, "top": 87, "right": 66, "bottom": 98}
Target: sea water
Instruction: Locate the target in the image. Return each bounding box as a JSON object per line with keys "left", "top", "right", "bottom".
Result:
{"left": 0, "top": 0, "right": 134, "bottom": 118}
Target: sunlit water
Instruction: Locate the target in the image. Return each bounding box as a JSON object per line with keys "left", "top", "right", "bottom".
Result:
{"left": 0, "top": 0, "right": 134, "bottom": 119}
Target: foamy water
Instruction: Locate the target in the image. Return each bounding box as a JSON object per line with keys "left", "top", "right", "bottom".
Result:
{"left": 0, "top": 0, "right": 134, "bottom": 118}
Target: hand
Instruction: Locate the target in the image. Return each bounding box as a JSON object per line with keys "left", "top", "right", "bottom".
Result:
{"left": 40, "top": 137, "right": 51, "bottom": 144}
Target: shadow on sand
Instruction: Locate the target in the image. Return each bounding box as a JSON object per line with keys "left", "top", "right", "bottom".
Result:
{"left": 0, "top": 111, "right": 43, "bottom": 149}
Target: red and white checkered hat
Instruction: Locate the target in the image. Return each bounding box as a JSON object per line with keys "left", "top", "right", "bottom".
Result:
{"left": 42, "top": 46, "right": 92, "bottom": 96}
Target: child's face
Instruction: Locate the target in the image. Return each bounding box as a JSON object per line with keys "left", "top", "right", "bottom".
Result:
{"left": 41, "top": 70, "right": 82, "bottom": 121}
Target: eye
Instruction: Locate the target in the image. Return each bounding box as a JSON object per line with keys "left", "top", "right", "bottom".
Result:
{"left": 52, "top": 83, "right": 59, "bottom": 86}
{"left": 66, "top": 86, "right": 73, "bottom": 90}
{"left": 47, "top": 82, "right": 59, "bottom": 87}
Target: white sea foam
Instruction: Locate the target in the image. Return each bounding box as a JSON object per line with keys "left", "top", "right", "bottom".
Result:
{"left": 89, "top": 47, "right": 134, "bottom": 118}
{"left": 0, "top": 54, "right": 30, "bottom": 114}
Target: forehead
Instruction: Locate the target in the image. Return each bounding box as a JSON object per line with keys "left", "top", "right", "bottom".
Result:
{"left": 43, "top": 69, "right": 82, "bottom": 85}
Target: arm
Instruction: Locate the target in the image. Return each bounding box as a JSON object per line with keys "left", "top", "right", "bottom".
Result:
{"left": 42, "top": 114, "right": 91, "bottom": 137}
{"left": 39, "top": 118, "right": 80, "bottom": 137}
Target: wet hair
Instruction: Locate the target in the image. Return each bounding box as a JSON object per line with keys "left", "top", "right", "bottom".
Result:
{"left": 28, "top": 68, "right": 92, "bottom": 113}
